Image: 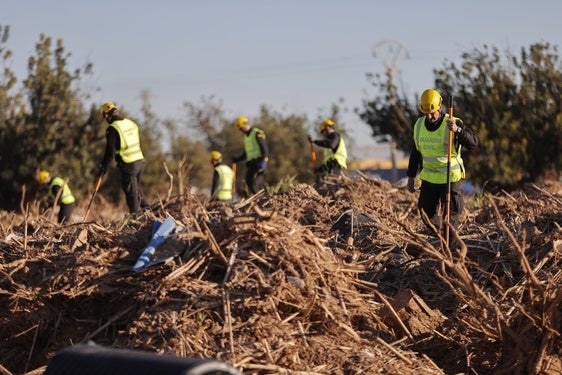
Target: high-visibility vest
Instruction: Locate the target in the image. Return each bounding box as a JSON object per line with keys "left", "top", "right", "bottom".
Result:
{"left": 49, "top": 177, "right": 75, "bottom": 204}
{"left": 110, "top": 118, "right": 144, "bottom": 163}
{"left": 323, "top": 135, "right": 348, "bottom": 169}
{"left": 215, "top": 164, "right": 234, "bottom": 201}
{"left": 244, "top": 127, "right": 265, "bottom": 160}
{"left": 413, "top": 114, "right": 465, "bottom": 184}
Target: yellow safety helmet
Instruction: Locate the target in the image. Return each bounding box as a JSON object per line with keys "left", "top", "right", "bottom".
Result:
{"left": 37, "top": 170, "right": 50, "bottom": 185}
{"left": 419, "top": 89, "right": 442, "bottom": 114}
{"left": 210, "top": 150, "right": 223, "bottom": 162}
{"left": 101, "top": 101, "right": 117, "bottom": 116}
{"left": 320, "top": 119, "right": 335, "bottom": 131}
{"left": 235, "top": 116, "right": 249, "bottom": 129}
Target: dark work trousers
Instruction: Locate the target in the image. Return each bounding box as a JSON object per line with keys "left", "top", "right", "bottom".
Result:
{"left": 119, "top": 160, "right": 148, "bottom": 213}
{"left": 245, "top": 159, "right": 265, "bottom": 195}
{"left": 317, "top": 159, "right": 343, "bottom": 175}
{"left": 418, "top": 180, "right": 464, "bottom": 239}
{"left": 58, "top": 202, "right": 75, "bottom": 224}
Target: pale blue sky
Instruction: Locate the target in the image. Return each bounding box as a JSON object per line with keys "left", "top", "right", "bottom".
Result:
{"left": 3, "top": 0, "right": 561, "bottom": 157}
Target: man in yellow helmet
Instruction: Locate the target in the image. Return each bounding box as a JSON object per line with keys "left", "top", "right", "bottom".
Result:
{"left": 308, "top": 119, "right": 347, "bottom": 177}
{"left": 209, "top": 151, "right": 234, "bottom": 202}
{"left": 232, "top": 116, "right": 269, "bottom": 195}
{"left": 99, "top": 102, "right": 149, "bottom": 213}
{"left": 36, "top": 170, "right": 76, "bottom": 223}
{"left": 406, "top": 89, "right": 479, "bottom": 240}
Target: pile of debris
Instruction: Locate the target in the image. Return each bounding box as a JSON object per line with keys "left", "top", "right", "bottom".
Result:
{"left": 1, "top": 175, "right": 561, "bottom": 374}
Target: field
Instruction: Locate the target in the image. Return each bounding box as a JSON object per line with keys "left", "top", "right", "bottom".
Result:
{"left": 1, "top": 175, "right": 561, "bottom": 374}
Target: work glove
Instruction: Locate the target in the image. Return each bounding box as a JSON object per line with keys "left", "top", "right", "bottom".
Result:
{"left": 98, "top": 164, "right": 106, "bottom": 174}
{"left": 257, "top": 159, "right": 266, "bottom": 172}
{"left": 407, "top": 177, "right": 416, "bottom": 193}
{"left": 307, "top": 135, "right": 313, "bottom": 143}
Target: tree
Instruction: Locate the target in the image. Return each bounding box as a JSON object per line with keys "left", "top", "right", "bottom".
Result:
{"left": 359, "top": 42, "right": 562, "bottom": 188}
{"left": 434, "top": 42, "right": 562, "bottom": 187}
{"left": 357, "top": 71, "right": 419, "bottom": 182}
{"left": 253, "top": 105, "right": 312, "bottom": 188}
{"left": 1, "top": 34, "right": 96, "bottom": 208}
{"left": 358, "top": 72, "right": 417, "bottom": 152}
{"left": 0, "top": 25, "right": 26, "bottom": 208}
{"left": 176, "top": 95, "right": 230, "bottom": 195}
{"left": 20, "top": 34, "right": 97, "bottom": 206}
{"left": 137, "top": 90, "right": 169, "bottom": 202}
{"left": 177, "top": 97, "right": 317, "bottom": 196}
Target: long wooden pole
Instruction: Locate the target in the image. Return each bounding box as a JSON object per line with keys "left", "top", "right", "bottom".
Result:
{"left": 232, "top": 162, "right": 237, "bottom": 195}
{"left": 83, "top": 172, "right": 104, "bottom": 222}
{"left": 445, "top": 95, "right": 454, "bottom": 248}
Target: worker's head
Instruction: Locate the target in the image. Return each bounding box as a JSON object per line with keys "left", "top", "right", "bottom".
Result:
{"left": 101, "top": 101, "right": 118, "bottom": 121}
{"left": 419, "top": 89, "right": 442, "bottom": 114}
{"left": 319, "top": 119, "right": 335, "bottom": 134}
{"left": 235, "top": 116, "right": 250, "bottom": 131}
{"left": 210, "top": 150, "right": 223, "bottom": 164}
{"left": 37, "top": 170, "right": 51, "bottom": 185}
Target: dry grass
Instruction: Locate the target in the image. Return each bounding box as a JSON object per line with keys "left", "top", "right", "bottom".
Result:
{"left": 1, "top": 176, "right": 561, "bottom": 374}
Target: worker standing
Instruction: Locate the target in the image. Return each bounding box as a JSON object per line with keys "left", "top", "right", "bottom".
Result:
{"left": 37, "top": 170, "right": 76, "bottom": 223}
{"left": 232, "top": 116, "right": 269, "bottom": 196}
{"left": 406, "top": 89, "right": 479, "bottom": 240}
{"left": 209, "top": 151, "right": 234, "bottom": 202}
{"left": 308, "top": 119, "right": 347, "bottom": 177}
{"left": 99, "top": 102, "right": 149, "bottom": 214}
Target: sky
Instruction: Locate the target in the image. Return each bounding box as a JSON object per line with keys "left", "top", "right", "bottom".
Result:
{"left": 3, "top": 0, "right": 562, "bottom": 159}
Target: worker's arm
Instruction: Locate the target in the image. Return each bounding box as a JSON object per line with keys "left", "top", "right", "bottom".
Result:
{"left": 406, "top": 148, "right": 422, "bottom": 192}
{"left": 313, "top": 132, "right": 340, "bottom": 152}
{"left": 232, "top": 151, "right": 246, "bottom": 163}
{"left": 50, "top": 185, "right": 60, "bottom": 200}
{"left": 210, "top": 170, "right": 220, "bottom": 201}
{"left": 256, "top": 131, "right": 269, "bottom": 160}
{"left": 406, "top": 149, "right": 422, "bottom": 178}
{"left": 100, "top": 127, "right": 119, "bottom": 171}
{"left": 454, "top": 120, "right": 479, "bottom": 150}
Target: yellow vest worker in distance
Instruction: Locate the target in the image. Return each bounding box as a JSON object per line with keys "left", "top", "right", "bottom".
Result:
{"left": 232, "top": 116, "right": 269, "bottom": 196}
{"left": 99, "top": 102, "right": 149, "bottom": 213}
{"left": 406, "top": 89, "right": 479, "bottom": 242}
{"left": 209, "top": 151, "right": 234, "bottom": 202}
{"left": 37, "top": 170, "right": 76, "bottom": 223}
{"left": 308, "top": 119, "right": 347, "bottom": 177}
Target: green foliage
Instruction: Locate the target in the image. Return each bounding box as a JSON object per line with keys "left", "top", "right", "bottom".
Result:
{"left": 253, "top": 106, "right": 315, "bottom": 186}
{"left": 135, "top": 90, "right": 169, "bottom": 203}
{"left": 0, "top": 30, "right": 338, "bottom": 211}
{"left": 0, "top": 32, "right": 98, "bottom": 209}
{"left": 3, "top": 27, "right": 560, "bottom": 213}
{"left": 0, "top": 25, "right": 27, "bottom": 206}
{"left": 359, "top": 42, "right": 562, "bottom": 188}
{"left": 357, "top": 72, "right": 419, "bottom": 152}
{"left": 177, "top": 97, "right": 319, "bottom": 195}
{"left": 434, "top": 42, "right": 562, "bottom": 187}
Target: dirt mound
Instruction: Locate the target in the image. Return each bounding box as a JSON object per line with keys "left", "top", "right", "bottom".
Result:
{"left": 1, "top": 176, "right": 561, "bottom": 374}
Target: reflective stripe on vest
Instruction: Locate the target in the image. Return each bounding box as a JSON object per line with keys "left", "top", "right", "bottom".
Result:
{"left": 215, "top": 164, "right": 234, "bottom": 201}
{"left": 111, "top": 118, "right": 144, "bottom": 163}
{"left": 323, "top": 135, "right": 348, "bottom": 169}
{"left": 49, "top": 177, "right": 75, "bottom": 204}
{"left": 413, "top": 114, "right": 465, "bottom": 184}
{"left": 244, "top": 127, "right": 265, "bottom": 160}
